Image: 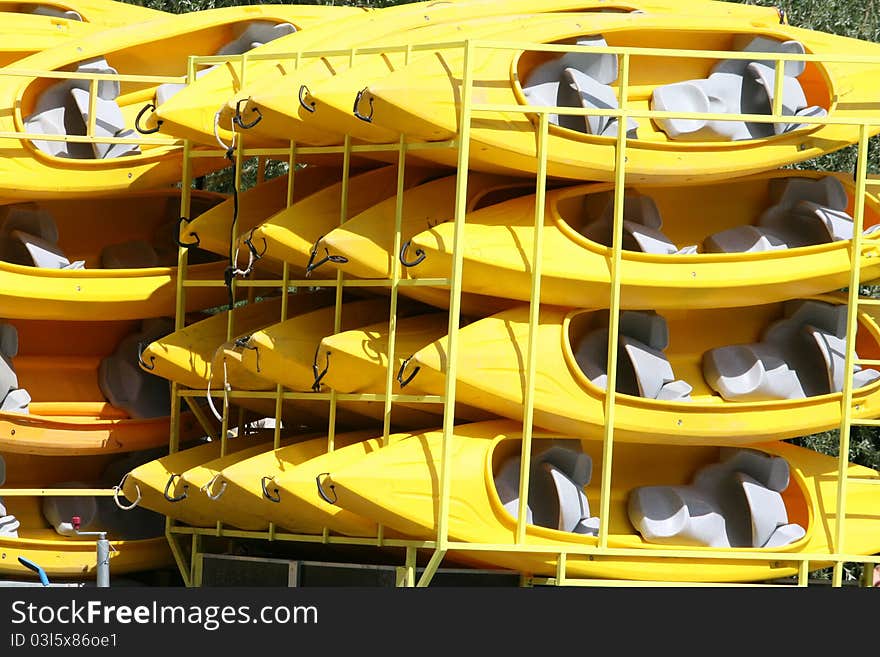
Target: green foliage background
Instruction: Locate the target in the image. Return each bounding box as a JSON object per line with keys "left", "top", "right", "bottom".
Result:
{"left": 120, "top": 0, "right": 880, "bottom": 480}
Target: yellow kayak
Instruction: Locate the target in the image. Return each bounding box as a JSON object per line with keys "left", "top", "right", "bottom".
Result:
{"left": 119, "top": 430, "right": 308, "bottom": 527}
{"left": 156, "top": 0, "right": 783, "bottom": 150}
{"left": 405, "top": 294, "right": 880, "bottom": 445}
{"left": 232, "top": 297, "right": 443, "bottom": 430}
{"left": 0, "top": 5, "right": 347, "bottom": 199}
{"left": 326, "top": 419, "right": 880, "bottom": 583}
{"left": 358, "top": 12, "right": 880, "bottom": 183}
{"left": 0, "top": 0, "right": 165, "bottom": 26}
{"left": 202, "top": 428, "right": 384, "bottom": 531}
{"left": 0, "top": 318, "right": 204, "bottom": 456}
{"left": 248, "top": 164, "right": 447, "bottom": 275}
{"left": 1, "top": 450, "right": 172, "bottom": 579}
{"left": 267, "top": 432, "right": 413, "bottom": 537}
{"left": 318, "top": 312, "right": 495, "bottom": 423}
{"left": 0, "top": 11, "right": 95, "bottom": 66}
{"left": 0, "top": 189, "right": 230, "bottom": 320}
{"left": 404, "top": 170, "right": 880, "bottom": 310}
{"left": 320, "top": 170, "right": 529, "bottom": 315}
{"left": 178, "top": 165, "right": 344, "bottom": 260}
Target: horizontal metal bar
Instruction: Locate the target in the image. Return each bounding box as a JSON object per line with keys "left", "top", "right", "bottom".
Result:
{"left": 186, "top": 278, "right": 452, "bottom": 289}
{"left": 0, "top": 488, "right": 117, "bottom": 496}
{"left": 176, "top": 389, "right": 444, "bottom": 403}
{"left": 855, "top": 359, "right": 880, "bottom": 367}
{"left": 0, "top": 68, "right": 184, "bottom": 84}
{"left": 856, "top": 298, "right": 880, "bottom": 306}
{"left": 0, "top": 132, "right": 181, "bottom": 146}
{"left": 850, "top": 418, "right": 880, "bottom": 427}
{"left": 167, "top": 523, "right": 436, "bottom": 548}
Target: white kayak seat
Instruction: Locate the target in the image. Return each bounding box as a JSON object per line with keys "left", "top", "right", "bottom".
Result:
{"left": 781, "top": 105, "right": 827, "bottom": 134}
{"left": 628, "top": 485, "right": 732, "bottom": 547}
{"left": 766, "top": 299, "right": 847, "bottom": 342}
{"left": 704, "top": 447, "right": 791, "bottom": 492}
{"left": 651, "top": 75, "right": 754, "bottom": 142}
{"left": 0, "top": 514, "right": 20, "bottom": 538}
{"left": 622, "top": 220, "right": 678, "bottom": 254}
{"left": 0, "top": 355, "right": 18, "bottom": 402}
{"left": 525, "top": 35, "right": 618, "bottom": 88}
{"left": 0, "top": 205, "right": 59, "bottom": 244}
{"left": 69, "top": 86, "right": 139, "bottom": 159}
{"left": 522, "top": 80, "right": 561, "bottom": 124}
{"left": 1, "top": 388, "right": 31, "bottom": 414}
{"left": 786, "top": 201, "right": 855, "bottom": 244}
{"left": 802, "top": 324, "right": 847, "bottom": 393}
{"left": 712, "top": 36, "right": 807, "bottom": 78}
{"left": 543, "top": 462, "right": 599, "bottom": 534}
{"left": 589, "top": 189, "right": 662, "bottom": 230}
{"left": 31, "top": 5, "right": 83, "bottom": 20}
{"left": 853, "top": 367, "right": 880, "bottom": 389}
{"left": 599, "top": 115, "right": 639, "bottom": 139}
{"left": 574, "top": 328, "right": 610, "bottom": 390}
{"left": 100, "top": 240, "right": 160, "bottom": 269}
{"left": 535, "top": 444, "right": 593, "bottom": 488}
{"left": 619, "top": 335, "right": 675, "bottom": 399}
{"left": 768, "top": 175, "right": 849, "bottom": 212}
{"left": 75, "top": 57, "right": 121, "bottom": 101}
{"left": 656, "top": 379, "right": 693, "bottom": 402}
{"left": 8, "top": 229, "right": 76, "bottom": 269}
{"left": 98, "top": 319, "right": 173, "bottom": 419}
{"left": 745, "top": 61, "right": 808, "bottom": 137}
{"left": 702, "top": 224, "right": 789, "bottom": 253}
{"left": 24, "top": 80, "right": 85, "bottom": 158}
{"left": 651, "top": 80, "right": 711, "bottom": 140}
{"left": 215, "top": 21, "right": 297, "bottom": 57}
{"left": 620, "top": 309, "right": 669, "bottom": 351}
{"left": 557, "top": 67, "right": 620, "bottom": 136}
{"left": 737, "top": 472, "right": 792, "bottom": 547}
{"left": 702, "top": 342, "right": 806, "bottom": 401}
{"left": 763, "top": 523, "right": 807, "bottom": 548}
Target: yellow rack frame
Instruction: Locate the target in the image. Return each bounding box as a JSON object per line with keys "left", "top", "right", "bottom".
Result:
{"left": 1, "top": 35, "right": 878, "bottom": 588}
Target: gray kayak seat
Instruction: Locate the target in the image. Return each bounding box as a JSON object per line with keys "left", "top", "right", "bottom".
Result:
{"left": 574, "top": 311, "right": 692, "bottom": 401}
{"left": 652, "top": 37, "right": 812, "bottom": 141}
{"left": 703, "top": 177, "right": 868, "bottom": 254}
{"left": 4, "top": 230, "right": 84, "bottom": 269}
{"left": 0, "top": 323, "right": 30, "bottom": 415}
{"left": 98, "top": 318, "right": 174, "bottom": 419}
{"left": 628, "top": 448, "right": 805, "bottom": 548}
{"left": 100, "top": 239, "right": 160, "bottom": 269}
{"left": 25, "top": 57, "right": 141, "bottom": 159}
{"left": 523, "top": 36, "right": 636, "bottom": 136}
{"left": 155, "top": 22, "right": 296, "bottom": 107}
{"left": 0, "top": 204, "right": 59, "bottom": 244}
{"left": 494, "top": 443, "right": 599, "bottom": 535}
{"left": 579, "top": 191, "right": 697, "bottom": 254}
{"left": 30, "top": 5, "right": 83, "bottom": 20}
{"left": 703, "top": 299, "right": 880, "bottom": 401}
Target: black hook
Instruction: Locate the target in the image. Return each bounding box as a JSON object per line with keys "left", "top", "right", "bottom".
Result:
{"left": 305, "top": 235, "right": 348, "bottom": 277}
{"left": 175, "top": 216, "right": 200, "bottom": 249}
{"left": 232, "top": 98, "right": 262, "bottom": 130}
{"left": 298, "top": 84, "right": 316, "bottom": 113}
{"left": 397, "top": 355, "right": 421, "bottom": 388}
{"left": 316, "top": 472, "right": 337, "bottom": 505}
{"left": 261, "top": 476, "right": 281, "bottom": 503}
{"left": 353, "top": 87, "right": 374, "bottom": 123}
{"left": 233, "top": 335, "right": 260, "bottom": 373}
{"left": 399, "top": 239, "right": 426, "bottom": 267}
{"left": 137, "top": 340, "right": 155, "bottom": 371}
{"left": 163, "top": 474, "right": 188, "bottom": 503}
{"left": 776, "top": 7, "right": 787, "bottom": 24}
{"left": 244, "top": 231, "right": 268, "bottom": 259}
{"left": 135, "top": 103, "right": 163, "bottom": 135}
{"left": 312, "top": 346, "right": 330, "bottom": 392}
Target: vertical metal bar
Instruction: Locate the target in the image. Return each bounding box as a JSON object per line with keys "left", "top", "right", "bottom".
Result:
{"left": 771, "top": 57, "right": 784, "bottom": 120}
{"left": 417, "top": 38, "right": 474, "bottom": 588}
{"left": 86, "top": 78, "right": 98, "bottom": 138}
{"left": 555, "top": 551, "right": 567, "bottom": 587}
{"left": 832, "top": 123, "right": 870, "bottom": 586}
{"left": 797, "top": 559, "right": 809, "bottom": 587}
{"left": 515, "top": 111, "right": 549, "bottom": 545}
{"left": 382, "top": 136, "right": 408, "bottom": 445}
{"left": 597, "top": 52, "right": 630, "bottom": 549}
{"left": 165, "top": 525, "right": 191, "bottom": 588}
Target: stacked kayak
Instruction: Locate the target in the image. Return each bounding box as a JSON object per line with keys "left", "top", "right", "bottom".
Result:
{"left": 2, "top": 0, "right": 879, "bottom": 586}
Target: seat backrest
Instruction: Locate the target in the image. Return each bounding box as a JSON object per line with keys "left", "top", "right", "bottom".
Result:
{"left": 702, "top": 224, "right": 789, "bottom": 253}
{"left": 0, "top": 323, "right": 19, "bottom": 360}
{"left": 9, "top": 229, "right": 71, "bottom": 268}
{"left": 542, "top": 462, "right": 593, "bottom": 533}
{"left": 0, "top": 205, "right": 59, "bottom": 244}
{"left": 557, "top": 66, "right": 619, "bottom": 136}
{"left": 525, "top": 35, "right": 617, "bottom": 88}
{"left": 215, "top": 21, "right": 297, "bottom": 56}
{"left": 620, "top": 310, "right": 669, "bottom": 351}
{"left": 711, "top": 36, "right": 806, "bottom": 77}
{"left": 702, "top": 342, "right": 806, "bottom": 401}
{"left": 743, "top": 61, "right": 807, "bottom": 137}
{"left": 619, "top": 335, "right": 675, "bottom": 399}
{"left": 736, "top": 471, "right": 790, "bottom": 547}
{"left": 628, "top": 484, "right": 731, "bottom": 547}
{"left": 767, "top": 176, "right": 848, "bottom": 213}
{"left": 31, "top": 5, "right": 82, "bottom": 20}
{"left": 801, "top": 324, "right": 846, "bottom": 394}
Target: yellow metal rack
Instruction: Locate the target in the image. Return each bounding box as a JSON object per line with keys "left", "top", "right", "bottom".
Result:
{"left": 165, "top": 38, "right": 880, "bottom": 588}
{"left": 2, "top": 36, "right": 877, "bottom": 588}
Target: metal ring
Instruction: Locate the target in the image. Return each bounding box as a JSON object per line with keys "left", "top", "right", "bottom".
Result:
{"left": 397, "top": 355, "right": 421, "bottom": 388}
{"left": 400, "top": 239, "right": 426, "bottom": 267}
{"left": 352, "top": 87, "right": 374, "bottom": 123}
{"left": 200, "top": 473, "right": 227, "bottom": 501}
{"left": 316, "top": 472, "right": 337, "bottom": 505}
{"left": 175, "top": 216, "right": 200, "bottom": 249}
{"left": 137, "top": 340, "right": 155, "bottom": 371}
{"left": 163, "top": 473, "right": 188, "bottom": 503}
{"left": 135, "top": 103, "right": 163, "bottom": 134}
{"left": 261, "top": 476, "right": 281, "bottom": 503}
{"left": 298, "top": 85, "right": 316, "bottom": 113}
{"left": 233, "top": 98, "right": 262, "bottom": 129}
{"left": 112, "top": 473, "right": 141, "bottom": 511}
